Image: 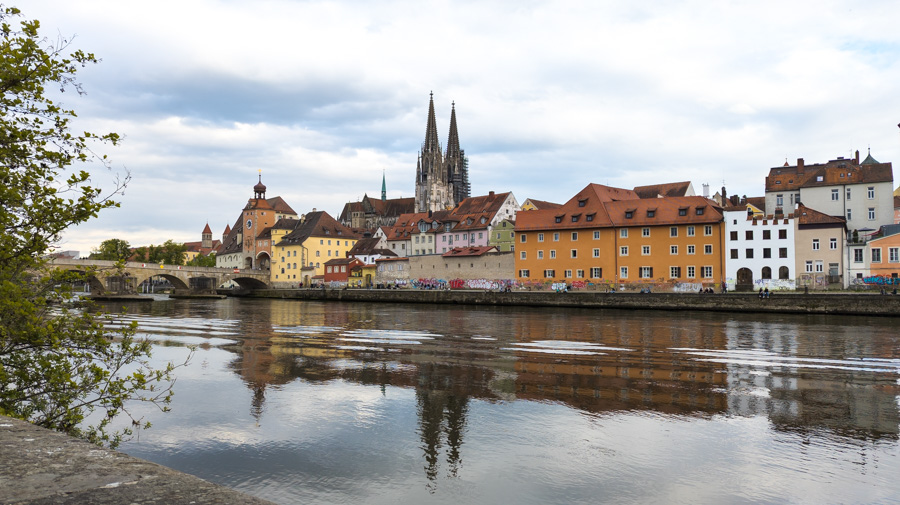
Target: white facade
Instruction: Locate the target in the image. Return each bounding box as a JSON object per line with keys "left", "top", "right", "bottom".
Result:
{"left": 724, "top": 209, "right": 796, "bottom": 290}
{"left": 790, "top": 180, "right": 893, "bottom": 234}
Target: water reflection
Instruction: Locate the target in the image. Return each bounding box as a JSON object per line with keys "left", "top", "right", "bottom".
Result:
{"left": 105, "top": 298, "right": 900, "bottom": 502}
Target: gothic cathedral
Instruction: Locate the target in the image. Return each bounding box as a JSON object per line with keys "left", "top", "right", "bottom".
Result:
{"left": 415, "top": 93, "right": 471, "bottom": 213}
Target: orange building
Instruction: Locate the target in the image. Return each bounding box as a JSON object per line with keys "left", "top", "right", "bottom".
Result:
{"left": 515, "top": 183, "right": 726, "bottom": 289}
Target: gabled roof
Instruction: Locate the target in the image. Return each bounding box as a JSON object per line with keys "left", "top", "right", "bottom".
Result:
{"left": 276, "top": 211, "right": 359, "bottom": 246}
{"left": 338, "top": 195, "right": 416, "bottom": 223}
{"left": 633, "top": 181, "right": 693, "bottom": 199}
{"left": 795, "top": 204, "right": 847, "bottom": 227}
{"left": 442, "top": 246, "right": 498, "bottom": 257}
{"left": 522, "top": 198, "right": 562, "bottom": 210}
{"left": 604, "top": 196, "right": 722, "bottom": 227}
{"left": 452, "top": 191, "right": 511, "bottom": 215}
{"left": 266, "top": 196, "right": 297, "bottom": 216}
{"left": 766, "top": 156, "right": 893, "bottom": 192}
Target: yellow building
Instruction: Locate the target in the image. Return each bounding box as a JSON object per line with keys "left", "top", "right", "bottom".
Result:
{"left": 272, "top": 211, "right": 359, "bottom": 287}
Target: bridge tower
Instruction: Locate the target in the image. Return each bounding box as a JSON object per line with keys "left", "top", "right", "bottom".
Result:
{"left": 242, "top": 174, "right": 277, "bottom": 270}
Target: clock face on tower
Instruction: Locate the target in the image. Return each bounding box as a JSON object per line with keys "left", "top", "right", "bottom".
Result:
{"left": 246, "top": 219, "right": 252, "bottom": 229}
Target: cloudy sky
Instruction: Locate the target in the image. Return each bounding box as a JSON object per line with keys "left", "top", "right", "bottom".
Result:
{"left": 23, "top": 0, "right": 900, "bottom": 255}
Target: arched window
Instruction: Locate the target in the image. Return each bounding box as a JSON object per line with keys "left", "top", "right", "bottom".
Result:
{"left": 761, "top": 267, "right": 772, "bottom": 279}
{"left": 779, "top": 266, "right": 790, "bottom": 280}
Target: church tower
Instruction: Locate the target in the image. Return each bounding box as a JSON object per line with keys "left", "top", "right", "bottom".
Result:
{"left": 415, "top": 92, "right": 447, "bottom": 212}
{"left": 444, "top": 101, "right": 470, "bottom": 206}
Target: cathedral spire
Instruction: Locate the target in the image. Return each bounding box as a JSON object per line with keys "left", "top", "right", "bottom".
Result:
{"left": 423, "top": 91, "right": 441, "bottom": 154}
{"left": 381, "top": 170, "right": 386, "bottom": 201}
{"left": 446, "top": 101, "right": 460, "bottom": 159}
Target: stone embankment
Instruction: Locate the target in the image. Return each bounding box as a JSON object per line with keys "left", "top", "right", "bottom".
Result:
{"left": 0, "top": 415, "right": 275, "bottom": 505}
{"left": 246, "top": 289, "right": 900, "bottom": 317}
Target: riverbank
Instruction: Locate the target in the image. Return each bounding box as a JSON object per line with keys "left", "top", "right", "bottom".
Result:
{"left": 240, "top": 288, "right": 900, "bottom": 316}
{"left": 0, "top": 415, "right": 275, "bottom": 504}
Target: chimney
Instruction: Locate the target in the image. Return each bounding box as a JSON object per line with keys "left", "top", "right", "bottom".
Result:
{"left": 489, "top": 191, "right": 495, "bottom": 196}
{"left": 854, "top": 150, "right": 860, "bottom": 165}
{"left": 797, "top": 158, "right": 804, "bottom": 172}
{"left": 721, "top": 186, "right": 727, "bottom": 203}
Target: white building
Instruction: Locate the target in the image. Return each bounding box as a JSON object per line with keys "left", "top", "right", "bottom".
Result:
{"left": 724, "top": 204, "right": 796, "bottom": 290}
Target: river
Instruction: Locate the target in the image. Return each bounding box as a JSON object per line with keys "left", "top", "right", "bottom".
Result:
{"left": 97, "top": 297, "right": 900, "bottom": 504}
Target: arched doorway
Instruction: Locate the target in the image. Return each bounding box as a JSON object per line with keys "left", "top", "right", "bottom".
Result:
{"left": 736, "top": 267, "right": 754, "bottom": 291}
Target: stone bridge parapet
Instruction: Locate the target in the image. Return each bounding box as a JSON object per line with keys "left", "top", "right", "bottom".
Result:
{"left": 46, "top": 258, "right": 270, "bottom": 295}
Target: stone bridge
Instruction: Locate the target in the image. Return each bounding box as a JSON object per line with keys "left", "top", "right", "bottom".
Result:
{"left": 46, "top": 258, "right": 270, "bottom": 295}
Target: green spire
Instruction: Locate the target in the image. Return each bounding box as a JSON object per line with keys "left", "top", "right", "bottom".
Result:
{"left": 381, "top": 170, "right": 386, "bottom": 201}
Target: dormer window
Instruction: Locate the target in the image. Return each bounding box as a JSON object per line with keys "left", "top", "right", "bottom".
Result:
{"left": 775, "top": 180, "right": 781, "bottom": 185}
{"left": 578, "top": 199, "right": 587, "bottom": 207}
{"left": 555, "top": 215, "right": 564, "bottom": 223}
{"left": 678, "top": 207, "right": 688, "bottom": 216}
{"left": 625, "top": 209, "right": 635, "bottom": 219}
{"left": 647, "top": 208, "right": 656, "bottom": 218}
{"left": 586, "top": 213, "right": 594, "bottom": 222}
{"left": 480, "top": 217, "right": 487, "bottom": 224}
{"left": 695, "top": 207, "right": 705, "bottom": 215}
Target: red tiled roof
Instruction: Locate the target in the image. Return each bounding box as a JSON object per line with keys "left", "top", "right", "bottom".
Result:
{"left": 795, "top": 204, "right": 847, "bottom": 227}
{"left": 633, "top": 181, "right": 692, "bottom": 199}
{"left": 442, "top": 246, "right": 498, "bottom": 257}
{"left": 766, "top": 157, "right": 892, "bottom": 192}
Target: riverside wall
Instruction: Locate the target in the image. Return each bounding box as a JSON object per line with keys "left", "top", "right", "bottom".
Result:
{"left": 243, "top": 288, "right": 900, "bottom": 317}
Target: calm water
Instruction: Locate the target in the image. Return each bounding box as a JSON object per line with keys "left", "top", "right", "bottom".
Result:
{"left": 99, "top": 297, "right": 900, "bottom": 505}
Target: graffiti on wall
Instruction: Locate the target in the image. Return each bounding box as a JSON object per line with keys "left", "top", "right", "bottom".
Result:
{"left": 861, "top": 275, "right": 900, "bottom": 286}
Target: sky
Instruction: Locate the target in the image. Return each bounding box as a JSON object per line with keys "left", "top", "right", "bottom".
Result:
{"left": 21, "top": 0, "right": 900, "bottom": 255}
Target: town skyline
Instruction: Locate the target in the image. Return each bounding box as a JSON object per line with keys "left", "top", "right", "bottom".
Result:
{"left": 24, "top": 0, "right": 900, "bottom": 254}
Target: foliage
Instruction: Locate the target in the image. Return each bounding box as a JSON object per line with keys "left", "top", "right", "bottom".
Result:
{"left": 131, "top": 240, "right": 187, "bottom": 265}
{"left": 91, "top": 238, "right": 131, "bottom": 261}
{"left": 0, "top": 5, "right": 187, "bottom": 448}
{"left": 187, "top": 252, "right": 216, "bottom": 267}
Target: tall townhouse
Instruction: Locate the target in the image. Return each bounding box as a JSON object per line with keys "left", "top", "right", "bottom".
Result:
{"left": 515, "top": 184, "right": 726, "bottom": 288}
{"left": 793, "top": 204, "right": 847, "bottom": 288}
{"left": 723, "top": 201, "right": 796, "bottom": 290}
{"left": 765, "top": 151, "right": 893, "bottom": 237}
{"left": 272, "top": 211, "right": 359, "bottom": 287}
{"left": 856, "top": 226, "right": 900, "bottom": 286}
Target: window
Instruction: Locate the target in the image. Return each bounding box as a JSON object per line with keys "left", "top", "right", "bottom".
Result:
{"left": 687, "top": 226, "right": 695, "bottom": 237}
{"left": 868, "top": 186, "right": 875, "bottom": 199}
{"left": 586, "top": 214, "right": 594, "bottom": 222}
{"left": 565, "top": 270, "right": 573, "bottom": 278}
{"left": 550, "top": 250, "right": 557, "bottom": 259}
{"left": 763, "top": 248, "right": 771, "bottom": 258}
{"left": 812, "top": 239, "right": 820, "bottom": 251}
{"left": 872, "top": 248, "right": 882, "bottom": 263}
{"left": 593, "top": 231, "right": 600, "bottom": 240}
{"left": 671, "top": 245, "right": 678, "bottom": 255}
{"left": 779, "top": 229, "right": 787, "bottom": 239}
{"left": 730, "top": 249, "right": 738, "bottom": 259}
{"left": 762, "top": 267, "right": 772, "bottom": 279}
{"left": 730, "top": 231, "right": 738, "bottom": 241}
{"left": 640, "top": 266, "right": 653, "bottom": 278}
{"left": 701, "top": 266, "right": 712, "bottom": 278}
{"left": 704, "top": 244, "right": 712, "bottom": 255}
{"left": 593, "top": 248, "right": 600, "bottom": 258}
{"left": 670, "top": 266, "right": 681, "bottom": 278}
{"left": 572, "top": 232, "right": 578, "bottom": 241}
{"left": 679, "top": 208, "right": 687, "bottom": 216}
{"left": 745, "top": 230, "right": 753, "bottom": 240}
{"left": 521, "top": 234, "right": 527, "bottom": 243}
{"left": 571, "top": 249, "right": 578, "bottom": 258}
{"left": 647, "top": 210, "right": 656, "bottom": 218}
{"left": 670, "top": 227, "right": 678, "bottom": 237}
{"left": 625, "top": 211, "right": 634, "bottom": 219}
{"left": 544, "top": 269, "right": 556, "bottom": 278}
{"left": 854, "top": 249, "right": 864, "bottom": 263}
{"left": 519, "top": 269, "right": 530, "bottom": 277}
{"left": 642, "top": 245, "right": 650, "bottom": 255}
{"left": 555, "top": 216, "right": 562, "bottom": 223}
{"left": 590, "top": 267, "right": 602, "bottom": 278}
{"left": 846, "top": 188, "right": 851, "bottom": 200}
{"left": 746, "top": 248, "right": 754, "bottom": 259}
{"left": 553, "top": 233, "right": 560, "bottom": 242}
{"left": 687, "top": 245, "right": 695, "bottom": 255}
{"left": 815, "top": 260, "right": 823, "bottom": 273}
{"left": 578, "top": 199, "right": 586, "bottom": 207}
{"left": 520, "top": 251, "right": 526, "bottom": 260}
{"left": 847, "top": 208, "right": 852, "bottom": 220}
{"left": 696, "top": 207, "right": 705, "bottom": 215}
{"left": 571, "top": 215, "right": 579, "bottom": 222}
{"left": 868, "top": 208, "right": 876, "bottom": 220}
{"left": 538, "top": 233, "right": 544, "bottom": 242}
{"left": 779, "top": 247, "right": 788, "bottom": 258}
{"left": 805, "top": 260, "right": 813, "bottom": 273}
{"left": 779, "top": 266, "right": 790, "bottom": 280}
{"left": 776, "top": 194, "right": 783, "bottom": 207}
{"left": 830, "top": 238, "right": 837, "bottom": 250}
{"left": 620, "top": 229, "right": 628, "bottom": 238}
{"left": 642, "top": 228, "right": 650, "bottom": 237}
{"left": 620, "top": 266, "right": 628, "bottom": 279}
{"left": 538, "top": 250, "right": 544, "bottom": 259}
{"left": 687, "top": 266, "right": 695, "bottom": 278}
{"left": 576, "top": 269, "right": 584, "bottom": 278}
{"left": 890, "top": 248, "right": 899, "bottom": 263}
{"left": 620, "top": 246, "right": 629, "bottom": 256}
{"left": 763, "top": 230, "right": 771, "bottom": 240}
{"left": 831, "top": 189, "right": 839, "bottom": 201}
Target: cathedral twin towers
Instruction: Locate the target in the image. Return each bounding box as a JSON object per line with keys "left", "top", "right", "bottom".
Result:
{"left": 415, "top": 93, "right": 471, "bottom": 213}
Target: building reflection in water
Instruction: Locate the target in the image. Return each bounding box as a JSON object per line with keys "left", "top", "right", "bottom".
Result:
{"left": 143, "top": 298, "right": 900, "bottom": 482}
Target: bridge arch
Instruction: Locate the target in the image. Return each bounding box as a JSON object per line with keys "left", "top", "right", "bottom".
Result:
{"left": 226, "top": 276, "right": 270, "bottom": 290}
{"left": 133, "top": 273, "right": 190, "bottom": 292}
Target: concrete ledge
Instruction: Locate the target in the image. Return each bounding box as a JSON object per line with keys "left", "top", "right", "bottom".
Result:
{"left": 244, "top": 288, "right": 900, "bottom": 317}
{"left": 0, "top": 415, "right": 275, "bottom": 505}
